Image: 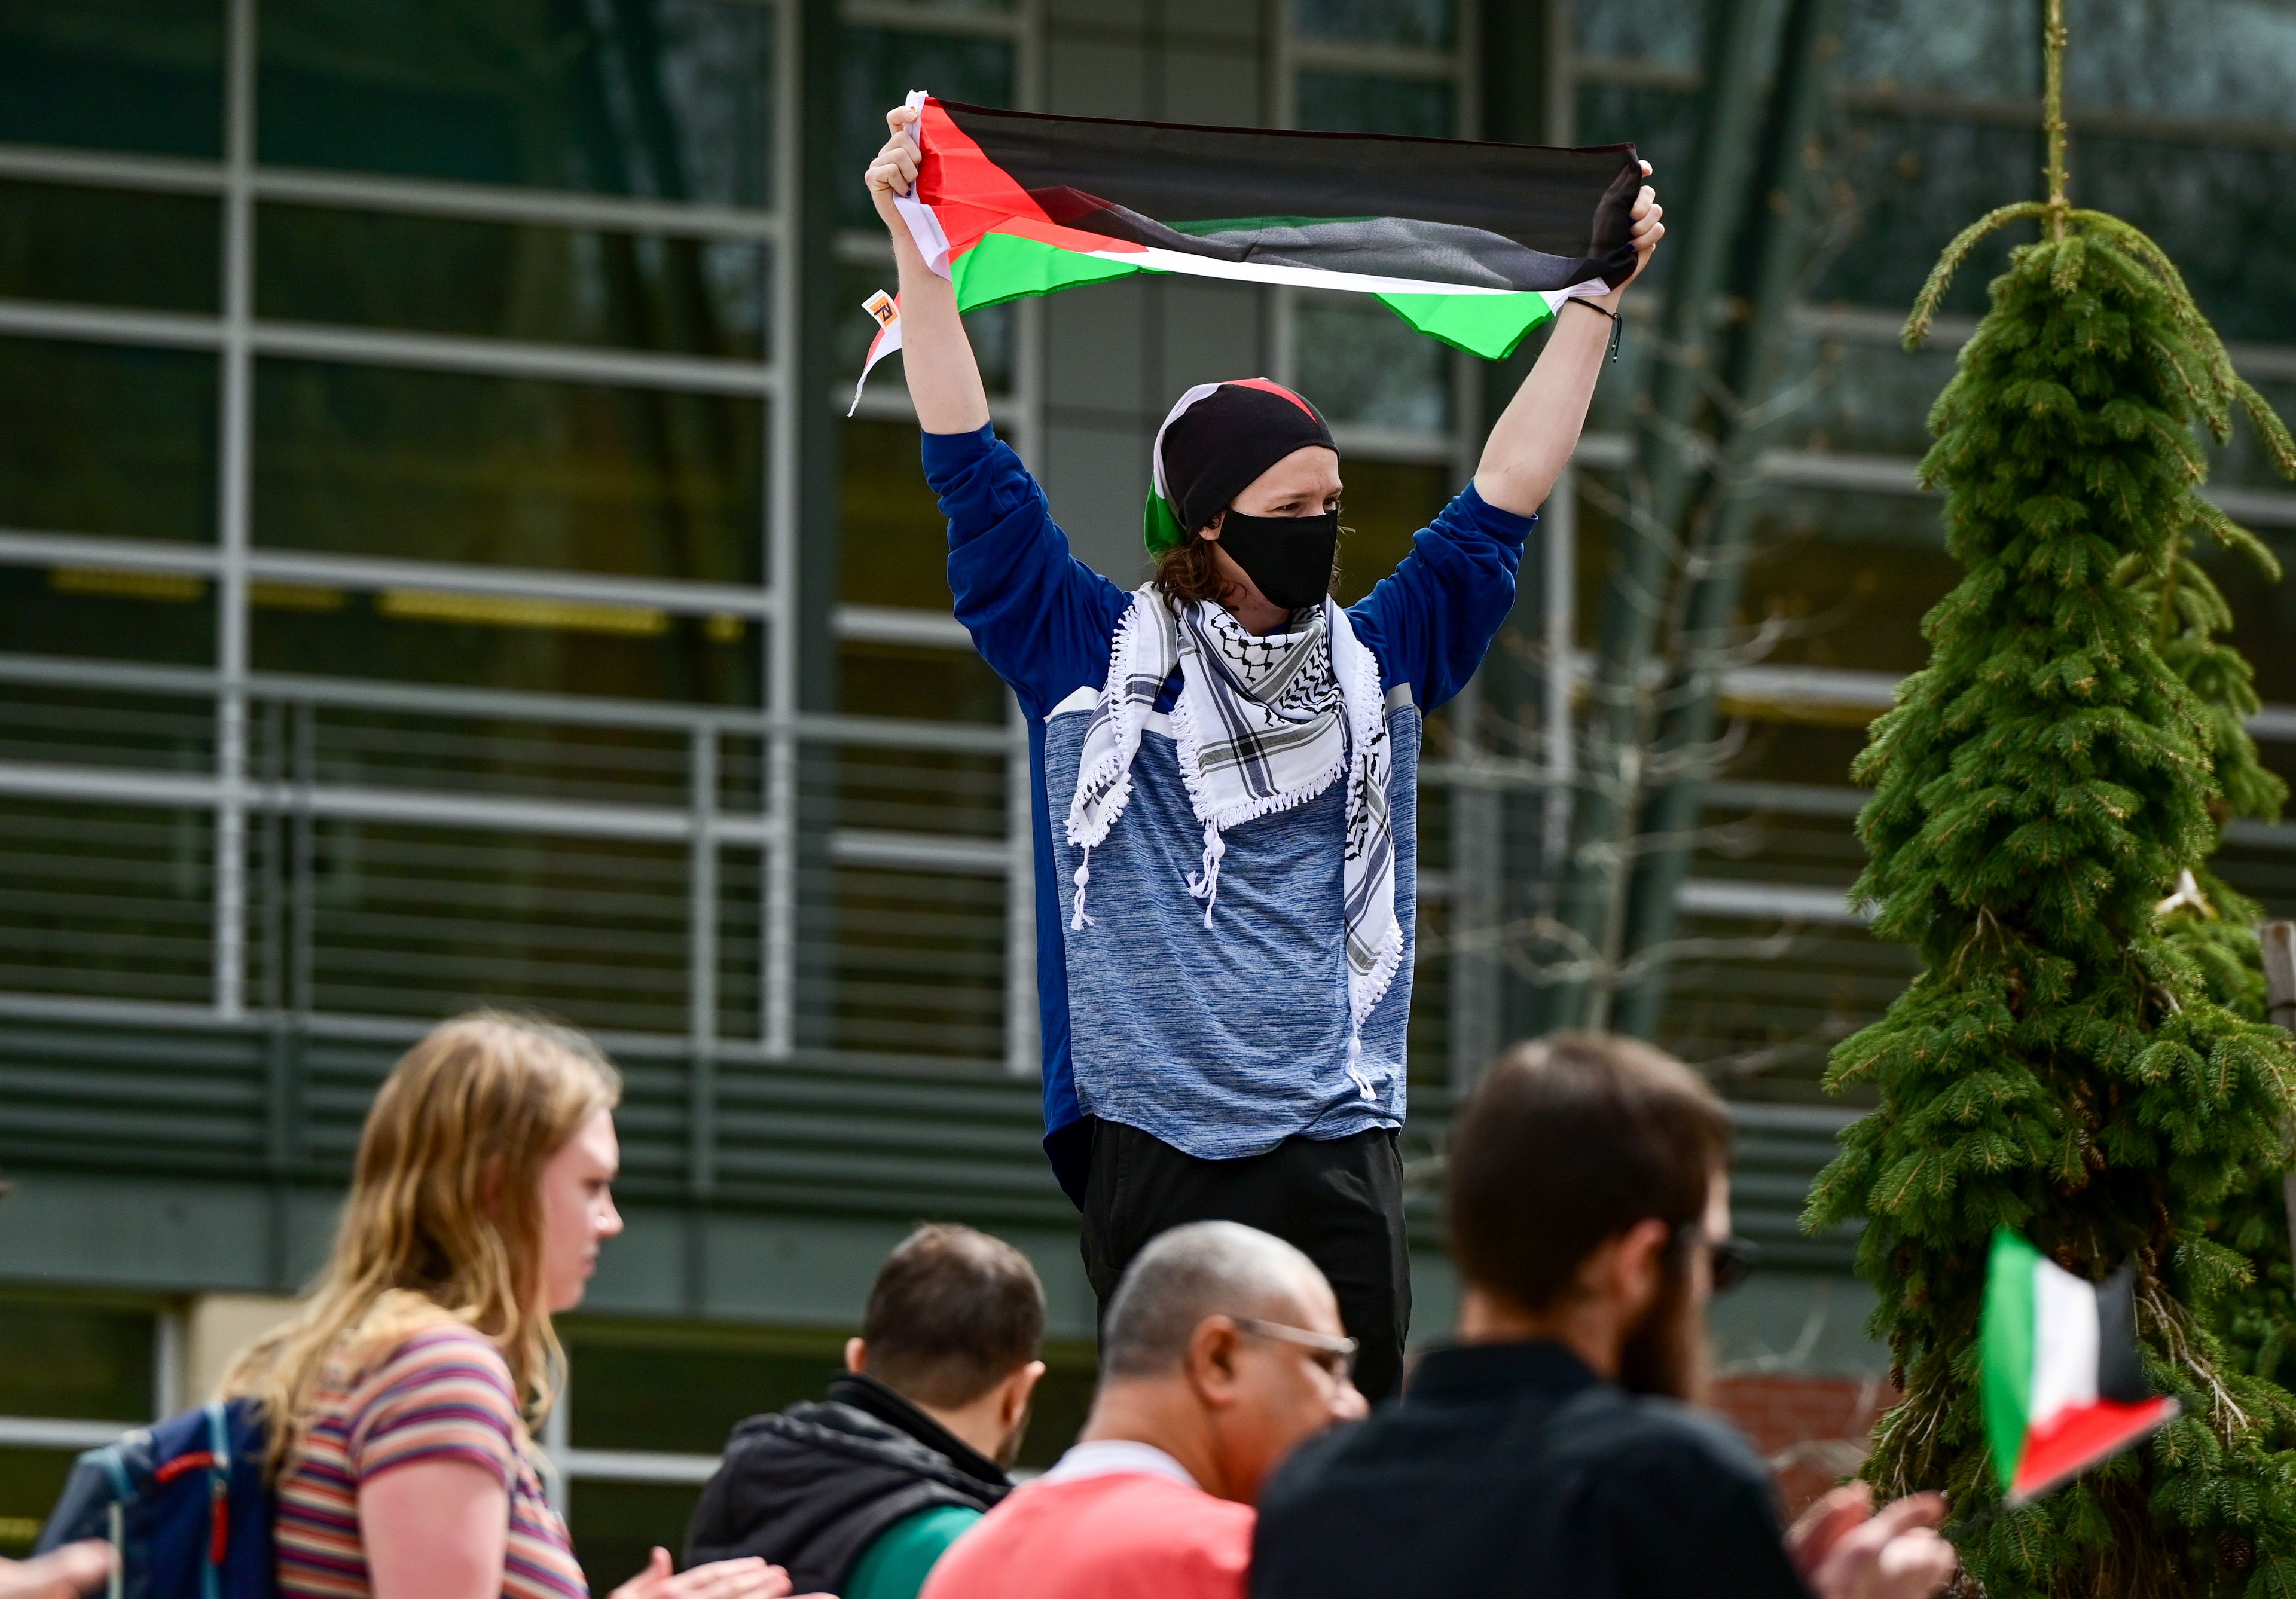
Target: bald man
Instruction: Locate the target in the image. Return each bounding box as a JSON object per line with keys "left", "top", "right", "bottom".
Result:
{"left": 918, "top": 1222, "right": 1366, "bottom": 1599}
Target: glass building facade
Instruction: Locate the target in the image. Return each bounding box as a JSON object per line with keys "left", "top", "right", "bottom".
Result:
{"left": 2, "top": 0, "right": 2293, "bottom": 1570}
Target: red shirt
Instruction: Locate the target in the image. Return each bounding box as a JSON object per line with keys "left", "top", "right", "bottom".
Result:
{"left": 917, "top": 1442, "right": 1252, "bottom": 1599}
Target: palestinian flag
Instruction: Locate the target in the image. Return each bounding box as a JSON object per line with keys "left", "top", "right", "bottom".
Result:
{"left": 857, "top": 93, "right": 1640, "bottom": 401}
{"left": 1981, "top": 1231, "right": 2179, "bottom": 1505}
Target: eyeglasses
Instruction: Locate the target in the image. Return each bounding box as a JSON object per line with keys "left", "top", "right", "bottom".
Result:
{"left": 1229, "top": 1316, "right": 1360, "bottom": 1383}
{"left": 1675, "top": 1224, "right": 1759, "bottom": 1295}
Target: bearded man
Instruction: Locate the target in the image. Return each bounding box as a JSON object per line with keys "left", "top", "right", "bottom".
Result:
{"left": 864, "top": 102, "right": 1663, "bottom": 1402}
{"left": 1249, "top": 1034, "right": 1961, "bottom": 1599}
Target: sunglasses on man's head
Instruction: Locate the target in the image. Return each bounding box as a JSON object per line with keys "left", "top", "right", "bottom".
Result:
{"left": 1674, "top": 1223, "right": 1759, "bottom": 1294}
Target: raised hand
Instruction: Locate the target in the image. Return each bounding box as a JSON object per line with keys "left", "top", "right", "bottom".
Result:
{"left": 866, "top": 102, "right": 924, "bottom": 228}
{"left": 1605, "top": 158, "right": 1664, "bottom": 302}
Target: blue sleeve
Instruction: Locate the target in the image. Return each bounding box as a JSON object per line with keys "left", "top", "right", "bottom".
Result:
{"left": 1345, "top": 482, "right": 1536, "bottom": 711}
{"left": 928, "top": 424, "right": 1129, "bottom": 718}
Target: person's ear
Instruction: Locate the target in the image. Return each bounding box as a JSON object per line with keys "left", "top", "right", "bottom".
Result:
{"left": 1201, "top": 510, "right": 1225, "bottom": 542}
{"left": 478, "top": 1153, "right": 504, "bottom": 1216}
{"left": 1004, "top": 1359, "right": 1047, "bottom": 1426}
{"left": 1613, "top": 1218, "right": 1672, "bottom": 1321}
{"left": 844, "top": 1336, "right": 869, "bottom": 1375}
{"left": 1186, "top": 1316, "right": 1245, "bottom": 1409}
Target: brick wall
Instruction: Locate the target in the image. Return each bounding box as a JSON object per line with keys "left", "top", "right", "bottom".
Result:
{"left": 1712, "top": 1372, "right": 1900, "bottom": 1515}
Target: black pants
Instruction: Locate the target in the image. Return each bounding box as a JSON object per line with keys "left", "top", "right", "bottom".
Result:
{"left": 1079, "top": 1118, "right": 1411, "bottom": 1404}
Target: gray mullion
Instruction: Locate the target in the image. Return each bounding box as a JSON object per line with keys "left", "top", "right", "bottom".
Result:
{"left": 0, "top": 145, "right": 784, "bottom": 240}
{"left": 688, "top": 726, "right": 719, "bottom": 1201}
{"left": 215, "top": 0, "right": 255, "bottom": 1020}
{"left": 1677, "top": 878, "right": 1865, "bottom": 926}
{"left": 0, "top": 299, "right": 222, "bottom": 350}
{"left": 0, "top": 308, "right": 778, "bottom": 395}
{"left": 0, "top": 650, "right": 1018, "bottom": 750}
{"left": 1324, "top": 423, "right": 1459, "bottom": 463}
{"left": 250, "top": 320, "right": 778, "bottom": 395}
{"left": 245, "top": 549, "right": 774, "bottom": 617}
{"left": 0, "top": 142, "right": 222, "bottom": 194}
{"left": 835, "top": 604, "right": 970, "bottom": 649}
{"left": 1289, "top": 39, "right": 1462, "bottom": 78}
{"left": 1002, "top": 693, "right": 1035, "bottom": 1077}
{"left": 762, "top": 0, "right": 803, "bottom": 1063}
{"left": 251, "top": 166, "right": 781, "bottom": 240}
{"left": 836, "top": 1, "right": 1021, "bottom": 40}
{"left": 0, "top": 533, "right": 774, "bottom": 620}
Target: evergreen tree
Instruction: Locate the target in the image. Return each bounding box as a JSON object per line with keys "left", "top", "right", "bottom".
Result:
{"left": 2138, "top": 409, "right": 2296, "bottom": 1444}
{"left": 1802, "top": 16, "right": 2296, "bottom": 1590}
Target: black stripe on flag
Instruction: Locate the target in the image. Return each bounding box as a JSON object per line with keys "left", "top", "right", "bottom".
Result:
{"left": 2096, "top": 1264, "right": 2148, "bottom": 1405}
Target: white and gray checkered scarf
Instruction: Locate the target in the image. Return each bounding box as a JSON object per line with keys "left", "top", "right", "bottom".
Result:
{"left": 1065, "top": 585, "right": 1401, "bottom": 1092}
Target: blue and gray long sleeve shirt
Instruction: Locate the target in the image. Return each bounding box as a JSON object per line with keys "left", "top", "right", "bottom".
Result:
{"left": 926, "top": 423, "right": 1532, "bottom": 1205}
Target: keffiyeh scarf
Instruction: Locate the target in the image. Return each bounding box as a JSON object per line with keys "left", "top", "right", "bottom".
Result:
{"left": 1065, "top": 585, "right": 1402, "bottom": 1090}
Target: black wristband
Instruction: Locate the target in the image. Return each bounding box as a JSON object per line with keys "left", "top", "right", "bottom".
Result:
{"left": 1565, "top": 296, "right": 1623, "bottom": 362}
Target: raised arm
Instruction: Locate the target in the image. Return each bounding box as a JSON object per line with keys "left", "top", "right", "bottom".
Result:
{"left": 1473, "top": 163, "right": 1665, "bottom": 516}
{"left": 866, "top": 102, "right": 990, "bottom": 435}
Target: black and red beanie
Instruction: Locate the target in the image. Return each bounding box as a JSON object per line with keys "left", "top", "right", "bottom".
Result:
{"left": 1144, "top": 378, "right": 1336, "bottom": 557}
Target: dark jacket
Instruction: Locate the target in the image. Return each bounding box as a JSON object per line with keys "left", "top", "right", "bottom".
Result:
{"left": 1251, "top": 1339, "right": 1812, "bottom": 1599}
{"left": 683, "top": 1372, "right": 1010, "bottom": 1595}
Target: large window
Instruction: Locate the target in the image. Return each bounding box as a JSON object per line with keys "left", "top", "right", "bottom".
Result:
{"left": 0, "top": 0, "right": 801, "bottom": 1042}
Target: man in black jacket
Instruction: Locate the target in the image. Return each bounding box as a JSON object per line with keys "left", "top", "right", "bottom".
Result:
{"left": 685, "top": 1224, "right": 1047, "bottom": 1599}
{"left": 1250, "top": 1034, "right": 1959, "bottom": 1599}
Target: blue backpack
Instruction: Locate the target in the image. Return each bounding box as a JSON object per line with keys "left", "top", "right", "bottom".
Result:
{"left": 36, "top": 1398, "right": 278, "bottom": 1599}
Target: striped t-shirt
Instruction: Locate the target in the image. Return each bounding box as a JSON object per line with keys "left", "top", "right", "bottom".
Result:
{"left": 275, "top": 1320, "right": 587, "bottom": 1599}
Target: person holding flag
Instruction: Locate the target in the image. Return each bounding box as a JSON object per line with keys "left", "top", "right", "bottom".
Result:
{"left": 864, "top": 99, "right": 1663, "bottom": 1402}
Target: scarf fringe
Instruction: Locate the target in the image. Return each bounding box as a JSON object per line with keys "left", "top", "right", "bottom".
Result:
{"left": 1330, "top": 594, "right": 1405, "bottom": 1035}
{"left": 1064, "top": 594, "right": 1158, "bottom": 855}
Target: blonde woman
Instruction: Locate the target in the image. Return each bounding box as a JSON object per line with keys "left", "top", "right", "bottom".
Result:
{"left": 224, "top": 1014, "right": 803, "bottom": 1599}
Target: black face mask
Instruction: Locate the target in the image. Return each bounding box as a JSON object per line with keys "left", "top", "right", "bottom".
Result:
{"left": 1214, "top": 509, "right": 1338, "bottom": 612}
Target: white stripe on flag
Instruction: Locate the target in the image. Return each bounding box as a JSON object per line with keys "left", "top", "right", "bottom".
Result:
{"left": 2029, "top": 1255, "right": 2102, "bottom": 1424}
{"left": 1050, "top": 241, "right": 1611, "bottom": 301}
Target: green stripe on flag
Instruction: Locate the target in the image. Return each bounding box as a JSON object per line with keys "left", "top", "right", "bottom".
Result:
{"left": 951, "top": 229, "right": 1144, "bottom": 313}
{"left": 1375, "top": 291, "right": 1555, "bottom": 360}
{"left": 1983, "top": 1229, "right": 2041, "bottom": 1493}
{"left": 944, "top": 227, "right": 1561, "bottom": 362}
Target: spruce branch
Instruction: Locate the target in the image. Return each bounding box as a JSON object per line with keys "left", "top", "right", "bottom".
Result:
{"left": 1902, "top": 202, "right": 2048, "bottom": 350}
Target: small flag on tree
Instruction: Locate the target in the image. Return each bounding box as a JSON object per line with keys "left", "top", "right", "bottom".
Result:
{"left": 1981, "top": 1231, "right": 2178, "bottom": 1505}
{"left": 856, "top": 91, "right": 1641, "bottom": 402}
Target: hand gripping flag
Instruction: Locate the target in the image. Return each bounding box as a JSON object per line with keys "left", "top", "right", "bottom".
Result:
{"left": 853, "top": 92, "right": 1642, "bottom": 405}
{"left": 1981, "top": 1230, "right": 2179, "bottom": 1505}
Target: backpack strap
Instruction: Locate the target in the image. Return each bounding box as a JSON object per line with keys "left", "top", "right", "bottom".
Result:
{"left": 202, "top": 1402, "right": 229, "bottom": 1599}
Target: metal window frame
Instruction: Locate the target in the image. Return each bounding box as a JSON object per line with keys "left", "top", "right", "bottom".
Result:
{"left": 0, "top": 0, "right": 806, "bottom": 1050}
